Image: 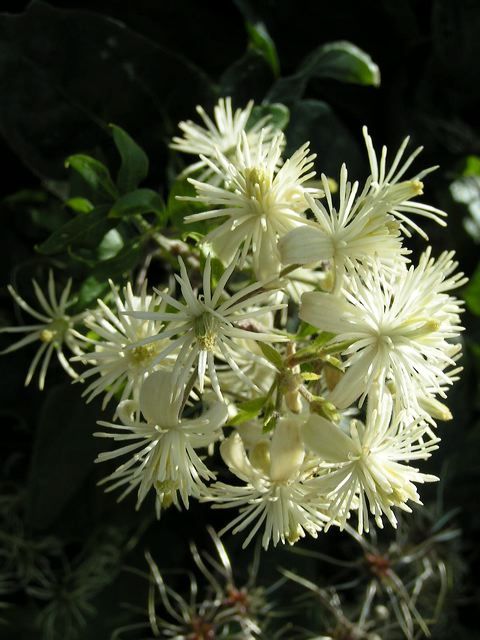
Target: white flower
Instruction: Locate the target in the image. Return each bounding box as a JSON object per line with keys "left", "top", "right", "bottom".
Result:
{"left": 206, "top": 418, "right": 328, "bottom": 549}
{"left": 182, "top": 132, "right": 321, "bottom": 280}
{"left": 216, "top": 309, "right": 277, "bottom": 399}
{"left": 73, "top": 280, "right": 172, "bottom": 410}
{"left": 0, "top": 271, "right": 83, "bottom": 389}
{"left": 279, "top": 164, "right": 408, "bottom": 292}
{"left": 170, "top": 97, "right": 279, "bottom": 185}
{"left": 95, "top": 370, "right": 228, "bottom": 514}
{"left": 362, "top": 126, "right": 447, "bottom": 238}
{"left": 300, "top": 249, "right": 466, "bottom": 411}
{"left": 127, "top": 255, "right": 287, "bottom": 399}
{"left": 303, "top": 391, "right": 439, "bottom": 533}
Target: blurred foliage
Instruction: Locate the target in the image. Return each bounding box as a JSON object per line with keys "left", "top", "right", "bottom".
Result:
{"left": 0, "top": 0, "right": 479, "bottom": 638}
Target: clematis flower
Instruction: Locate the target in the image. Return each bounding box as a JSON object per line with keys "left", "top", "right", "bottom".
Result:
{"left": 73, "top": 280, "right": 172, "bottom": 410}
{"left": 126, "top": 254, "right": 287, "bottom": 399}
{"left": 303, "top": 391, "right": 439, "bottom": 534}
{"left": 279, "top": 164, "right": 408, "bottom": 292}
{"left": 362, "top": 126, "right": 447, "bottom": 238}
{"left": 95, "top": 370, "right": 228, "bottom": 515}
{"left": 170, "top": 96, "right": 280, "bottom": 185}
{"left": 1, "top": 271, "right": 83, "bottom": 389}
{"left": 300, "top": 249, "right": 466, "bottom": 411}
{"left": 206, "top": 418, "right": 328, "bottom": 549}
{"left": 181, "top": 132, "right": 321, "bottom": 280}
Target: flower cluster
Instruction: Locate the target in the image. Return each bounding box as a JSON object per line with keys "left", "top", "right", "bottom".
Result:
{"left": 1, "top": 98, "right": 466, "bottom": 551}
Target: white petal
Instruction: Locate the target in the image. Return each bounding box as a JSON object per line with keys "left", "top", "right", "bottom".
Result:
{"left": 269, "top": 417, "right": 305, "bottom": 482}
{"left": 201, "top": 400, "right": 229, "bottom": 429}
{"left": 302, "top": 414, "right": 355, "bottom": 462}
{"left": 139, "top": 370, "right": 182, "bottom": 427}
{"left": 220, "top": 432, "right": 256, "bottom": 481}
{"left": 300, "top": 292, "right": 360, "bottom": 334}
{"left": 279, "top": 225, "right": 333, "bottom": 265}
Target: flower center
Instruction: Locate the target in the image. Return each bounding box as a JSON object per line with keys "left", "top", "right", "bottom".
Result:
{"left": 243, "top": 166, "right": 272, "bottom": 200}
{"left": 39, "top": 317, "right": 70, "bottom": 344}
{"left": 194, "top": 312, "right": 219, "bottom": 351}
{"left": 40, "top": 329, "right": 56, "bottom": 343}
{"left": 154, "top": 479, "right": 178, "bottom": 508}
{"left": 129, "top": 342, "right": 159, "bottom": 366}
{"left": 379, "top": 317, "right": 441, "bottom": 344}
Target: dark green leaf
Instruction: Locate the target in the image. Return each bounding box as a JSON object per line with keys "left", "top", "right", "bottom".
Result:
{"left": 167, "top": 178, "right": 206, "bottom": 232}
{"left": 268, "top": 40, "right": 380, "bottom": 103}
{"left": 248, "top": 103, "right": 289, "bottom": 132}
{"left": 109, "top": 189, "right": 165, "bottom": 221}
{"left": 246, "top": 21, "right": 280, "bottom": 77}
{"left": 110, "top": 124, "right": 149, "bottom": 193}
{"left": 219, "top": 48, "right": 274, "bottom": 104}
{"left": 0, "top": 1, "right": 214, "bottom": 181}
{"left": 75, "top": 239, "right": 142, "bottom": 310}
{"left": 36, "top": 206, "right": 114, "bottom": 255}
{"left": 65, "top": 154, "right": 118, "bottom": 202}
{"left": 28, "top": 204, "right": 71, "bottom": 233}
{"left": 286, "top": 100, "right": 363, "bottom": 177}
{"left": 27, "top": 383, "right": 102, "bottom": 529}
{"left": 302, "top": 41, "right": 380, "bottom": 87}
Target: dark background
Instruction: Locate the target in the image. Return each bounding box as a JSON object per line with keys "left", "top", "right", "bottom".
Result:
{"left": 0, "top": 1, "right": 479, "bottom": 638}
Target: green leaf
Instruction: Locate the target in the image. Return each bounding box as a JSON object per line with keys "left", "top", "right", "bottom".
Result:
{"left": 268, "top": 40, "right": 380, "bottom": 104}
{"left": 109, "top": 189, "right": 165, "bottom": 220}
{"left": 238, "top": 396, "right": 268, "bottom": 413}
{"left": 110, "top": 124, "right": 149, "bottom": 193}
{"left": 229, "top": 396, "right": 267, "bottom": 426}
{"left": 229, "top": 413, "right": 255, "bottom": 427}
{"left": 259, "top": 343, "right": 284, "bottom": 371}
{"left": 97, "top": 228, "right": 124, "bottom": 261}
{"left": 167, "top": 177, "right": 206, "bottom": 232}
{"left": 27, "top": 383, "right": 102, "bottom": 529}
{"left": 262, "top": 409, "right": 278, "bottom": 433}
{"left": 25, "top": 199, "right": 71, "bottom": 233}
{"left": 219, "top": 48, "right": 274, "bottom": 104}
{"left": 246, "top": 21, "right": 280, "bottom": 77}
{"left": 248, "top": 103, "right": 289, "bottom": 132}
{"left": 286, "top": 100, "right": 363, "bottom": 177}
{"left": 75, "top": 238, "right": 142, "bottom": 310}
{"left": 290, "top": 332, "right": 336, "bottom": 364}
{"left": 301, "top": 41, "right": 380, "bottom": 87}
{"left": 36, "top": 206, "right": 113, "bottom": 255}
{"left": 462, "top": 155, "right": 480, "bottom": 177}
{"left": 65, "top": 197, "right": 94, "bottom": 213}
{"left": 65, "top": 154, "right": 118, "bottom": 202}
{"left": 296, "top": 321, "right": 320, "bottom": 339}
{"left": 463, "top": 265, "right": 480, "bottom": 315}
{"left": 301, "top": 371, "right": 321, "bottom": 381}
{"left": 311, "top": 332, "right": 336, "bottom": 349}
{"left": 0, "top": 1, "right": 214, "bottom": 182}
